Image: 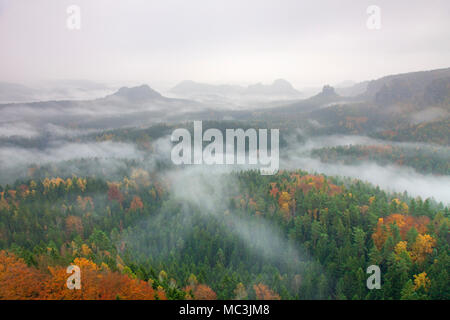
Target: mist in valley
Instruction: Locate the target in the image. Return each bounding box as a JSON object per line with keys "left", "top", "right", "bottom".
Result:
{"left": 1, "top": 110, "right": 448, "bottom": 204}
{"left": 0, "top": 0, "right": 448, "bottom": 301}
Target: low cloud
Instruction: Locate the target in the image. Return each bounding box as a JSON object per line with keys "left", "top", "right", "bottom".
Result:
{"left": 281, "top": 134, "right": 450, "bottom": 204}
{"left": 120, "top": 166, "right": 314, "bottom": 278}
{"left": 0, "top": 121, "right": 39, "bottom": 138}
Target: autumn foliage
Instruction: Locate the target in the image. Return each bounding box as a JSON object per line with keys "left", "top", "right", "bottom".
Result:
{"left": 269, "top": 173, "right": 342, "bottom": 221}
{"left": 129, "top": 196, "right": 144, "bottom": 212}
{"left": 184, "top": 283, "right": 217, "bottom": 300}
{"left": 372, "top": 212, "right": 437, "bottom": 264}
{"left": 108, "top": 183, "right": 124, "bottom": 205}
{"left": 372, "top": 213, "right": 430, "bottom": 249}
{"left": 0, "top": 251, "right": 47, "bottom": 299}
{"left": 253, "top": 283, "right": 281, "bottom": 300}
{"left": 0, "top": 168, "right": 447, "bottom": 300}
{"left": 0, "top": 251, "right": 166, "bottom": 300}
{"left": 65, "top": 215, "right": 84, "bottom": 236}
{"left": 411, "top": 234, "right": 437, "bottom": 263}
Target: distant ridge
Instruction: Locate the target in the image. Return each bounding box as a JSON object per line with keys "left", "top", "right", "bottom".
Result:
{"left": 170, "top": 79, "right": 301, "bottom": 97}
{"left": 246, "top": 79, "right": 301, "bottom": 95}
{"left": 360, "top": 67, "right": 450, "bottom": 106}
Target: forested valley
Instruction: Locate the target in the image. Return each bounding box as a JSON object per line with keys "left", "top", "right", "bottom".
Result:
{"left": 0, "top": 68, "right": 449, "bottom": 300}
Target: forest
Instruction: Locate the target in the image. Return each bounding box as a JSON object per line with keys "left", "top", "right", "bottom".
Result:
{"left": 311, "top": 145, "right": 450, "bottom": 175}
{"left": 0, "top": 163, "right": 448, "bottom": 299}
{"left": 0, "top": 68, "right": 449, "bottom": 300}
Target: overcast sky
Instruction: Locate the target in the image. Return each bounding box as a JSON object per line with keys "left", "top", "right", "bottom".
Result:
{"left": 0, "top": 0, "right": 449, "bottom": 89}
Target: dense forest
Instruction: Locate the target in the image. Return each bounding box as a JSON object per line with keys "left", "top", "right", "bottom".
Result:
{"left": 0, "top": 165, "right": 448, "bottom": 299}
{"left": 372, "top": 119, "right": 450, "bottom": 146}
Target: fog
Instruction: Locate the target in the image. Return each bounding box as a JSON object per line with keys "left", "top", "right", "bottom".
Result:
{"left": 170, "top": 168, "right": 304, "bottom": 262}
{"left": 0, "top": 140, "right": 145, "bottom": 184}
{"left": 0, "top": 80, "right": 116, "bottom": 104}
{"left": 0, "top": 122, "right": 39, "bottom": 138}
{"left": 3, "top": 141, "right": 143, "bottom": 164}
{"left": 0, "top": 119, "right": 447, "bottom": 289}
{"left": 281, "top": 134, "right": 450, "bottom": 204}
{"left": 120, "top": 165, "right": 315, "bottom": 283}
{"left": 285, "top": 131, "right": 449, "bottom": 152}
{"left": 2, "top": 124, "right": 447, "bottom": 203}
{"left": 115, "top": 130, "right": 449, "bottom": 280}
{"left": 409, "top": 107, "right": 449, "bottom": 124}
{"left": 0, "top": 122, "right": 102, "bottom": 138}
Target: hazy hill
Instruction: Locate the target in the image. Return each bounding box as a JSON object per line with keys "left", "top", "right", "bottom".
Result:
{"left": 360, "top": 67, "right": 450, "bottom": 107}
{"left": 266, "top": 85, "right": 346, "bottom": 114}
{"left": 170, "top": 80, "right": 243, "bottom": 96}
{"left": 245, "top": 79, "right": 301, "bottom": 96}
{"left": 170, "top": 79, "right": 301, "bottom": 97}
{"left": 105, "top": 84, "right": 164, "bottom": 102}
{"left": 260, "top": 68, "right": 450, "bottom": 122}
{"left": 335, "top": 81, "right": 369, "bottom": 97}
{"left": 0, "top": 82, "right": 37, "bottom": 102}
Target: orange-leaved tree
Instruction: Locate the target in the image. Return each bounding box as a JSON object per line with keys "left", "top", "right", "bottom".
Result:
{"left": 253, "top": 283, "right": 281, "bottom": 300}
{"left": 0, "top": 251, "right": 166, "bottom": 300}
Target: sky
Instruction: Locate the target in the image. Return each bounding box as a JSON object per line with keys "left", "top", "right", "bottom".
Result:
{"left": 0, "top": 0, "right": 449, "bottom": 90}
